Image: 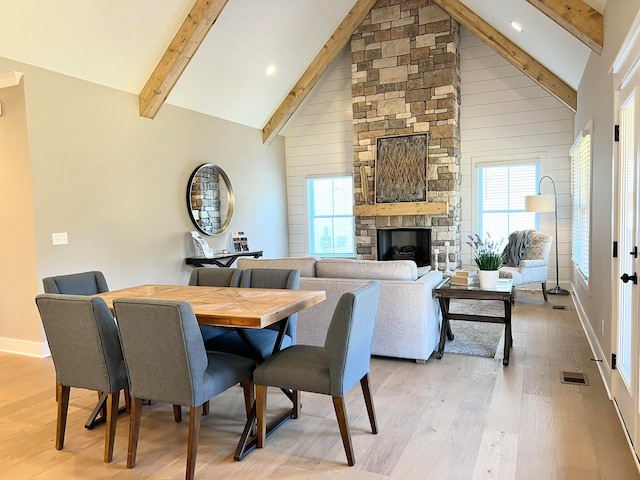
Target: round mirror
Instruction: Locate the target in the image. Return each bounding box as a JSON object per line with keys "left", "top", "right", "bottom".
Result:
{"left": 187, "top": 164, "right": 234, "bottom": 235}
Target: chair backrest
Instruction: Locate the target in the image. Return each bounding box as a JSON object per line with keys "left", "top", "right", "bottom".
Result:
{"left": 43, "top": 271, "right": 109, "bottom": 295}
{"left": 239, "top": 268, "right": 300, "bottom": 290}
{"left": 113, "top": 298, "right": 209, "bottom": 407}
{"left": 324, "top": 281, "right": 381, "bottom": 397}
{"left": 188, "top": 267, "right": 242, "bottom": 287}
{"left": 522, "top": 231, "right": 553, "bottom": 262}
{"left": 240, "top": 268, "right": 301, "bottom": 338}
{"left": 35, "top": 294, "right": 126, "bottom": 393}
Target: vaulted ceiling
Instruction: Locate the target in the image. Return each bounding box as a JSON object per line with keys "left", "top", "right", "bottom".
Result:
{"left": 0, "top": 0, "right": 606, "bottom": 139}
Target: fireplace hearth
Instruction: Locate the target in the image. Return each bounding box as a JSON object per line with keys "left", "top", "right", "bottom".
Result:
{"left": 377, "top": 228, "right": 431, "bottom": 267}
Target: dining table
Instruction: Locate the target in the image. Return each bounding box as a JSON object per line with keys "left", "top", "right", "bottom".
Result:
{"left": 97, "top": 283, "right": 326, "bottom": 460}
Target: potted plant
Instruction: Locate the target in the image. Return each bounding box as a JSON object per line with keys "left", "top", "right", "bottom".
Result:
{"left": 467, "top": 233, "right": 503, "bottom": 289}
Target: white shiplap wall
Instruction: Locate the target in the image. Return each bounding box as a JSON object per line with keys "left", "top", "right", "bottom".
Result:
{"left": 459, "top": 27, "right": 575, "bottom": 285}
{"left": 282, "top": 46, "right": 354, "bottom": 257}
{"left": 283, "top": 30, "right": 575, "bottom": 285}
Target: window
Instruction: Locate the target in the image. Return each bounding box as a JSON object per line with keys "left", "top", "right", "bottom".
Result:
{"left": 307, "top": 176, "right": 354, "bottom": 257}
{"left": 570, "top": 130, "right": 591, "bottom": 279}
{"left": 477, "top": 163, "right": 540, "bottom": 242}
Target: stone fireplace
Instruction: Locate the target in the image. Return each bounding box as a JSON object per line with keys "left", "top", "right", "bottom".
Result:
{"left": 351, "top": 0, "right": 461, "bottom": 268}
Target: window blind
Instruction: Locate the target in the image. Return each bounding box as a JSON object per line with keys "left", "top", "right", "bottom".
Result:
{"left": 570, "top": 132, "right": 591, "bottom": 279}
{"left": 478, "top": 163, "right": 539, "bottom": 242}
{"left": 307, "top": 176, "right": 355, "bottom": 257}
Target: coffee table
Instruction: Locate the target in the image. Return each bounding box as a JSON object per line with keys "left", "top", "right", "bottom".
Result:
{"left": 434, "top": 277, "right": 514, "bottom": 366}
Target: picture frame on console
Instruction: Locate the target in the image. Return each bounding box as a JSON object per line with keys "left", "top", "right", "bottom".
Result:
{"left": 232, "top": 231, "right": 250, "bottom": 252}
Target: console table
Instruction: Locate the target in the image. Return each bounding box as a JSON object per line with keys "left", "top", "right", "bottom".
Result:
{"left": 185, "top": 250, "right": 263, "bottom": 268}
{"left": 434, "top": 278, "right": 514, "bottom": 365}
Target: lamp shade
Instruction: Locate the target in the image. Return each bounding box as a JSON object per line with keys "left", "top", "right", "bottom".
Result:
{"left": 525, "top": 193, "right": 555, "bottom": 213}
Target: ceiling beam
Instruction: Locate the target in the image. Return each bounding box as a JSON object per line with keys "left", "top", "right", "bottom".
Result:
{"left": 139, "top": 0, "right": 228, "bottom": 119}
{"left": 527, "top": 0, "right": 603, "bottom": 55}
{"left": 261, "top": 0, "right": 378, "bottom": 144}
{"left": 433, "top": 0, "right": 577, "bottom": 113}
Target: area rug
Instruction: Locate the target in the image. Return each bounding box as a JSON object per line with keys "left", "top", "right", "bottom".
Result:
{"left": 444, "top": 299, "right": 506, "bottom": 358}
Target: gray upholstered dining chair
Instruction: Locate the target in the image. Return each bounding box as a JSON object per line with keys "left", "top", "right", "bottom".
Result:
{"left": 35, "top": 294, "right": 129, "bottom": 463}
{"left": 188, "top": 267, "right": 243, "bottom": 343}
{"left": 42, "top": 271, "right": 109, "bottom": 295}
{"left": 204, "top": 268, "right": 300, "bottom": 361}
{"left": 254, "top": 281, "right": 381, "bottom": 466}
{"left": 113, "top": 298, "right": 255, "bottom": 480}
{"left": 42, "top": 270, "right": 115, "bottom": 428}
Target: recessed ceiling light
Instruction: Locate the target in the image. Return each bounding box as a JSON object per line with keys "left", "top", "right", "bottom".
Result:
{"left": 511, "top": 21, "right": 523, "bottom": 32}
{"left": 266, "top": 65, "right": 277, "bottom": 76}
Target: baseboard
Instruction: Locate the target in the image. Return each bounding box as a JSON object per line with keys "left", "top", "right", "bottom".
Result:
{"left": 569, "top": 284, "right": 611, "bottom": 396}
{"left": 0, "top": 337, "right": 50, "bottom": 358}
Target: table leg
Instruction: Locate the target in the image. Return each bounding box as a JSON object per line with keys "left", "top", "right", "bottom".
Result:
{"left": 234, "top": 317, "right": 295, "bottom": 460}
{"left": 85, "top": 392, "right": 127, "bottom": 429}
{"left": 436, "top": 297, "right": 451, "bottom": 359}
{"left": 503, "top": 299, "right": 512, "bottom": 366}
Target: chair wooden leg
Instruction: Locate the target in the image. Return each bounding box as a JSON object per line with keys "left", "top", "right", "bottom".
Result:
{"left": 292, "top": 390, "right": 301, "bottom": 419}
{"left": 241, "top": 378, "right": 254, "bottom": 419}
{"left": 332, "top": 396, "right": 355, "bottom": 466}
{"left": 127, "top": 398, "right": 143, "bottom": 468}
{"left": 542, "top": 282, "right": 548, "bottom": 302}
{"left": 256, "top": 385, "right": 267, "bottom": 448}
{"left": 202, "top": 401, "right": 209, "bottom": 416}
{"left": 55, "top": 384, "right": 70, "bottom": 450}
{"left": 186, "top": 407, "right": 202, "bottom": 480}
{"left": 360, "top": 374, "right": 378, "bottom": 434}
{"left": 173, "top": 405, "right": 182, "bottom": 423}
{"left": 123, "top": 388, "right": 131, "bottom": 414}
{"left": 104, "top": 392, "right": 119, "bottom": 463}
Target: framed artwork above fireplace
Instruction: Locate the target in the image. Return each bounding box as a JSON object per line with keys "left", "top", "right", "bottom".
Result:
{"left": 375, "top": 133, "right": 428, "bottom": 204}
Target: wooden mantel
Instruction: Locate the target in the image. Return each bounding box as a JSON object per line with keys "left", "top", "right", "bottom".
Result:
{"left": 354, "top": 202, "right": 448, "bottom": 217}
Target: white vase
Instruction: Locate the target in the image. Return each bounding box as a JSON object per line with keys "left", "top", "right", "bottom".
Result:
{"left": 478, "top": 270, "right": 499, "bottom": 289}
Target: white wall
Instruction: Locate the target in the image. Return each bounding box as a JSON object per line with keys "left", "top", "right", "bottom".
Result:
{"left": 0, "top": 56, "right": 288, "bottom": 355}
{"left": 459, "top": 27, "right": 575, "bottom": 285}
{"left": 574, "top": 0, "right": 640, "bottom": 382}
{"left": 0, "top": 78, "right": 42, "bottom": 355}
{"left": 283, "top": 47, "right": 354, "bottom": 257}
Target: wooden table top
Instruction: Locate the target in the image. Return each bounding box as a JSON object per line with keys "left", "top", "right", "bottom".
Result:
{"left": 96, "top": 284, "right": 325, "bottom": 329}
{"left": 434, "top": 278, "right": 513, "bottom": 300}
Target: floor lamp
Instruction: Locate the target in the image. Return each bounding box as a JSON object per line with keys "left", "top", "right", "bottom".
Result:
{"left": 524, "top": 175, "right": 570, "bottom": 295}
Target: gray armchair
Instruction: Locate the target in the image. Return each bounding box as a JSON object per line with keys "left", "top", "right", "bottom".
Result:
{"left": 254, "top": 281, "right": 381, "bottom": 466}
{"left": 499, "top": 231, "right": 553, "bottom": 301}
{"left": 42, "top": 271, "right": 109, "bottom": 295}
{"left": 188, "top": 267, "right": 243, "bottom": 343}
{"left": 113, "top": 298, "right": 255, "bottom": 480}
{"left": 205, "top": 268, "right": 301, "bottom": 361}
{"left": 35, "top": 294, "right": 128, "bottom": 463}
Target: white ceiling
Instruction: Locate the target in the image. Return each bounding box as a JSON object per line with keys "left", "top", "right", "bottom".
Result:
{"left": 0, "top": 0, "right": 607, "bottom": 130}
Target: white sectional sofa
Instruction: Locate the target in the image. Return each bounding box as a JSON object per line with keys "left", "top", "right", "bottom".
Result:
{"left": 236, "top": 256, "right": 443, "bottom": 363}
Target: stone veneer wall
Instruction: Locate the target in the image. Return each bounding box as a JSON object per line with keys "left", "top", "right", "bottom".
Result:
{"left": 190, "top": 169, "right": 221, "bottom": 234}
{"left": 351, "top": 0, "right": 461, "bottom": 266}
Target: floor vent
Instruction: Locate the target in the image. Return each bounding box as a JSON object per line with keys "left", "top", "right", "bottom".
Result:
{"left": 560, "top": 371, "right": 589, "bottom": 386}
{"left": 552, "top": 304, "right": 567, "bottom": 310}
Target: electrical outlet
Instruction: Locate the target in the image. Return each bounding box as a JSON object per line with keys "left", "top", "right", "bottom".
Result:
{"left": 52, "top": 232, "right": 68, "bottom": 245}
{"left": 601, "top": 318, "right": 605, "bottom": 337}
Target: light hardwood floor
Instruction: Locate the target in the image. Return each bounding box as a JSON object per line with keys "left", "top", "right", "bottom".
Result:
{"left": 2, "top": 291, "right": 638, "bottom": 479}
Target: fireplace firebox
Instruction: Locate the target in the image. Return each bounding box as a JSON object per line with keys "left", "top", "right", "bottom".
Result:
{"left": 377, "top": 228, "right": 431, "bottom": 267}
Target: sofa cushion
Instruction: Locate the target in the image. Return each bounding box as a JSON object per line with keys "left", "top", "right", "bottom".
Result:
{"left": 236, "top": 257, "right": 318, "bottom": 277}
{"left": 315, "top": 258, "right": 418, "bottom": 281}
